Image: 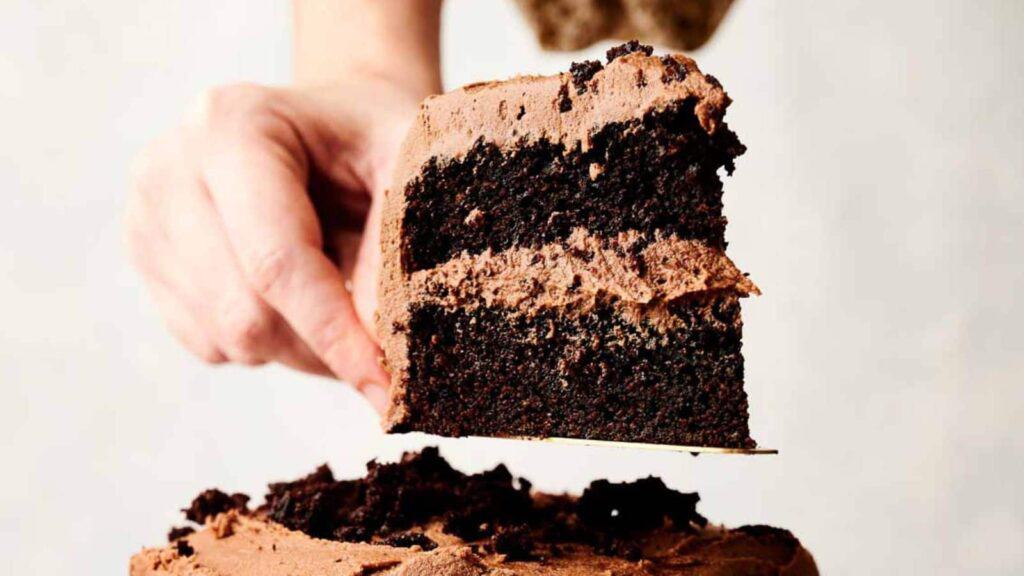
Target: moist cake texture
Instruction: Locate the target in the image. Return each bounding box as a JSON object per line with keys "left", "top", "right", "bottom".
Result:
{"left": 379, "top": 43, "right": 757, "bottom": 448}
{"left": 131, "top": 448, "right": 817, "bottom": 575}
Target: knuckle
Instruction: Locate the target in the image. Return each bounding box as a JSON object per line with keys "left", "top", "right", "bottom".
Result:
{"left": 246, "top": 245, "right": 297, "bottom": 297}
{"left": 221, "top": 306, "right": 276, "bottom": 361}
{"left": 316, "top": 317, "right": 360, "bottom": 370}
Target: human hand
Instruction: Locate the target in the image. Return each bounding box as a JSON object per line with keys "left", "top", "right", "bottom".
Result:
{"left": 125, "top": 78, "right": 420, "bottom": 412}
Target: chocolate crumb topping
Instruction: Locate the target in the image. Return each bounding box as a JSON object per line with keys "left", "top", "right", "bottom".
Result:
{"left": 491, "top": 524, "right": 534, "bottom": 560}
{"left": 183, "top": 489, "right": 249, "bottom": 524}
{"left": 380, "top": 531, "right": 438, "bottom": 550}
{"left": 181, "top": 449, "right": 719, "bottom": 562}
{"left": 569, "top": 60, "right": 603, "bottom": 94}
{"left": 578, "top": 477, "right": 707, "bottom": 534}
{"left": 557, "top": 83, "right": 572, "bottom": 112}
{"left": 167, "top": 526, "right": 195, "bottom": 542}
{"left": 606, "top": 40, "right": 653, "bottom": 63}
{"left": 174, "top": 539, "right": 194, "bottom": 558}
{"left": 661, "top": 55, "right": 689, "bottom": 83}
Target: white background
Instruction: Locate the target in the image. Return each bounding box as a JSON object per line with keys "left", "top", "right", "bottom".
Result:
{"left": 2, "top": 1, "right": 1023, "bottom": 574}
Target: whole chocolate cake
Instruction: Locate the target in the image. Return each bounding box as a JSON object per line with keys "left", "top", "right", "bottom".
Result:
{"left": 379, "top": 43, "right": 757, "bottom": 448}
{"left": 131, "top": 448, "right": 816, "bottom": 575}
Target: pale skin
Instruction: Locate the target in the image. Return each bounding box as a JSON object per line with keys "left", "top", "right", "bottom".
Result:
{"left": 125, "top": 0, "right": 443, "bottom": 413}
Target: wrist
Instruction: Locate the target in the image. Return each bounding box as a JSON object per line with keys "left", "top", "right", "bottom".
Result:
{"left": 293, "top": 0, "right": 442, "bottom": 98}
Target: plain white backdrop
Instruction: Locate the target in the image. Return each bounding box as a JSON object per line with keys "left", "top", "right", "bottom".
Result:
{"left": 2, "top": 1, "right": 1022, "bottom": 574}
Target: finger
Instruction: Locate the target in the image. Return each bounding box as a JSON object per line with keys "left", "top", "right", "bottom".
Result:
{"left": 141, "top": 136, "right": 277, "bottom": 366}
{"left": 148, "top": 281, "right": 227, "bottom": 365}
{"left": 268, "top": 318, "right": 334, "bottom": 377}
{"left": 202, "top": 133, "right": 389, "bottom": 389}
{"left": 165, "top": 186, "right": 275, "bottom": 366}
{"left": 350, "top": 193, "right": 384, "bottom": 341}
{"left": 152, "top": 165, "right": 337, "bottom": 376}
{"left": 357, "top": 382, "right": 389, "bottom": 415}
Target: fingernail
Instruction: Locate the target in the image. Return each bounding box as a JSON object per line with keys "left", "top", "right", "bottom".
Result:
{"left": 361, "top": 383, "right": 389, "bottom": 415}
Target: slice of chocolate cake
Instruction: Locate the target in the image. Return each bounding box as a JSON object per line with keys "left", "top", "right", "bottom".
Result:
{"left": 131, "top": 448, "right": 817, "bottom": 575}
{"left": 379, "top": 43, "right": 757, "bottom": 448}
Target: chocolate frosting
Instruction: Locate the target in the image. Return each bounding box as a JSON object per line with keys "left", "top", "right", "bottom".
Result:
{"left": 131, "top": 513, "right": 818, "bottom": 576}
{"left": 412, "top": 228, "right": 758, "bottom": 320}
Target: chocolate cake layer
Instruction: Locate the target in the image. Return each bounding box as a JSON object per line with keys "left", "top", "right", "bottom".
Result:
{"left": 399, "top": 297, "right": 750, "bottom": 448}
{"left": 380, "top": 45, "right": 756, "bottom": 448}
{"left": 402, "top": 99, "right": 744, "bottom": 273}
{"left": 131, "top": 449, "right": 818, "bottom": 575}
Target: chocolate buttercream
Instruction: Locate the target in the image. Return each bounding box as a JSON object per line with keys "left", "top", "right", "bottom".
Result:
{"left": 412, "top": 228, "right": 758, "bottom": 321}
{"left": 133, "top": 515, "right": 817, "bottom": 576}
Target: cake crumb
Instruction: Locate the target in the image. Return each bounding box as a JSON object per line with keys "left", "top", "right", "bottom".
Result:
{"left": 464, "top": 208, "right": 485, "bottom": 227}
{"left": 211, "top": 510, "right": 239, "bottom": 539}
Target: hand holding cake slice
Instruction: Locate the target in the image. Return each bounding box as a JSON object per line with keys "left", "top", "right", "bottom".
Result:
{"left": 379, "top": 42, "right": 757, "bottom": 448}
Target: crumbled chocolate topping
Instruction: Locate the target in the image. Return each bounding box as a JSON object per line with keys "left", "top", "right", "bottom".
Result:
{"left": 380, "top": 531, "right": 438, "bottom": 550}
{"left": 557, "top": 83, "right": 573, "bottom": 112}
{"left": 569, "top": 60, "right": 603, "bottom": 94}
{"left": 635, "top": 68, "right": 647, "bottom": 88}
{"left": 516, "top": 105, "right": 526, "bottom": 120}
{"left": 578, "top": 477, "right": 707, "bottom": 534}
{"left": 183, "top": 489, "right": 250, "bottom": 524}
{"left": 661, "top": 55, "right": 689, "bottom": 83}
{"left": 606, "top": 40, "right": 653, "bottom": 63}
{"left": 735, "top": 524, "right": 800, "bottom": 546}
{"left": 175, "top": 539, "right": 194, "bottom": 557}
{"left": 167, "top": 526, "right": 195, "bottom": 542}
{"left": 491, "top": 524, "right": 534, "bottom": 560}
{"left": 163, "top": 448, "right": 720, "bottom": 562}
{"left": 259, "top": 448, "right": 533, "bottom": 546}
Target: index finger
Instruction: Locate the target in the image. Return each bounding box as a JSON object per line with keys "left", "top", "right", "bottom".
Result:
{"left": 202, "top": 130, "right": 389, "bottom": 391}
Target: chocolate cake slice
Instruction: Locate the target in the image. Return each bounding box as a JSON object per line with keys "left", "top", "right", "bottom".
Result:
{"left": 379, "top": 43, "right": 757, "bottom": 448}
{"left": 131, "top": 448, "right": 817, "bottom": 575}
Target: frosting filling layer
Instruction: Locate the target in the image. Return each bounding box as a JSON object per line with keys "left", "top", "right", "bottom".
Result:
{"left": 410, "top": 228, "right": 757, "bottom": 330}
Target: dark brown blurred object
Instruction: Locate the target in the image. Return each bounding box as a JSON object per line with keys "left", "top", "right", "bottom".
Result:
{"left": 515, "top": 0, "right": 734, "bottom": 52}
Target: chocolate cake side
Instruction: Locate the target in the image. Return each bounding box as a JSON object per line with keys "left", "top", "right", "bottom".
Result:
{"left": 379, "top": 44, "right": 757, "bottom": 448}
{"left": 131, "top": 449, "right": 818, "bottom": 575}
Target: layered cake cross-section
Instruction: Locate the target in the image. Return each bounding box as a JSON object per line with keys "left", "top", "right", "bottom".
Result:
{"left": 379, "top": 43, "right": 757, "bottom": 448}
{"left": 131, "top": 448, "right": 817, "bottom": 575}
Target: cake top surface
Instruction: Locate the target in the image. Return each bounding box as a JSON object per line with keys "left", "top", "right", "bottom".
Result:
{"left": 390, "top": 42, "right": 732, "bottom": 194}
{"left": 133, "top": 449, "right": 816, "bottom": 576}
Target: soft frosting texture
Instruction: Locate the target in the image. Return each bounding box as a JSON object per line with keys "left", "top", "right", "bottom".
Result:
{"left": 132, "top": 514, "right": 818, "bottom": 576}
{"left": 412, "top": 228, "right": 758, "bottom": 318}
